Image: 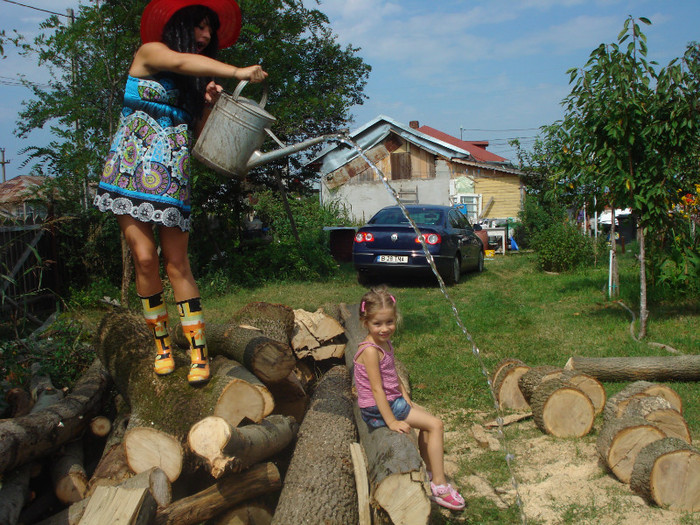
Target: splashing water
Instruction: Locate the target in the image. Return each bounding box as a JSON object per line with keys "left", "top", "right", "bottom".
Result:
{"left": 336, "top": 135, "right": 528, "bottom": 524}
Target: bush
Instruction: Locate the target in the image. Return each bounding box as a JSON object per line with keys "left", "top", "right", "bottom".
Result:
{"left": 513, "top": 195, "right": 567, "bottom": 249}
{"left": 531, "top": 221, "right": 595, "bottom": 272}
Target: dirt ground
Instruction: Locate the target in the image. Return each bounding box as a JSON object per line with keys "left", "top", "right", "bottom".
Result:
{"left": 433, "top": 409, "right": 694, "bottom": 525}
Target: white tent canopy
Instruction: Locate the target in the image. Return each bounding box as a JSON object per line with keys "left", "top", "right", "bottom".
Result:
{"left": 598, "top": 208, "right": 632, "bottom": 225}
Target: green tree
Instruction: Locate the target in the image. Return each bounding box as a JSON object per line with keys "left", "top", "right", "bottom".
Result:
{"left": 547, "top": 17, "right": 700, "bottom": 337}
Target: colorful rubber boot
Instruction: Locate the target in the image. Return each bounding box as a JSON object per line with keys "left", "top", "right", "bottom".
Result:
{"left": 177, "top": 297, "right": 210, "bottom": 385}
{"left": 141, "top": 292, "right": 175, "bottom": 375}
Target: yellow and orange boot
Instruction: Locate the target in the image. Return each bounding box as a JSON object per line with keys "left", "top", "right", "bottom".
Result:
{"left": 177, "top": 297, "right": 210, "bottom": 385}
{"left": 141, "top": 292, "right": 175, "bottom": 375}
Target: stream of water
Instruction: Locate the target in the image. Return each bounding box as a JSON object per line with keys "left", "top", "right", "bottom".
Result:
{"left": 335, "top": 136, "right": 528, "bottom": 524}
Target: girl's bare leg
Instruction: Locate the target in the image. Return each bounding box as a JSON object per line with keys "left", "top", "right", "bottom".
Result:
{"left": 405, "top": 405, "right": 446, "bottom": 485}
{"left": 117, "top": 215, "right": 162, "bottom": 296}
{"left": 158, "top": 225, "right": 198, "bottom": 301}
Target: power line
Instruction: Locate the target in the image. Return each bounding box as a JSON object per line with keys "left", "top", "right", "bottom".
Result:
{"left": 1, "top": 0, "right": 70, "bottom": 18}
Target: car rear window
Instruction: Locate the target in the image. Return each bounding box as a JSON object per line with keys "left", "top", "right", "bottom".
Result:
{"left": 370, "top": 208, "right": 444, "bottom": 225}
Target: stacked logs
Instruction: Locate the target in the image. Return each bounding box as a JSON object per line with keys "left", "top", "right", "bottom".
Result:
{"left": 492, "top": 359, "right": 605, "bottom": 438}
{"left": 0, "top": 302, "right": 367, "bottom": 525}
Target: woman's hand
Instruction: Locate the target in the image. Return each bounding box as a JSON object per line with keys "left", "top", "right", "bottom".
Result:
{"left": 204, "top": 81, "right": 223, "bottom": 106}
{"left": 234, "top": 65, "right": 268, "bottom": 83}
{"left": 388, "top": 420, "right": 412, "bottom": 434}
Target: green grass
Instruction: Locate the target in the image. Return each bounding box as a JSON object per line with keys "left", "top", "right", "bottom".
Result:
{"left": 69, "top": 246, "right": 699, "bottom": 524}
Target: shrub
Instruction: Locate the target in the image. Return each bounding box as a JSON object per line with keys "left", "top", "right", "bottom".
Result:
{"left": 531, "top": 221, "right": 595, "bottom": 272}
{"left": 513, "top": 195, "right": 567, "bottom": 249}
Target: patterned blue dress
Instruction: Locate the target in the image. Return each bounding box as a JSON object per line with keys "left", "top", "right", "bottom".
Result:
{"left": 94, "top": 75, "right": 193, "bottom": 231}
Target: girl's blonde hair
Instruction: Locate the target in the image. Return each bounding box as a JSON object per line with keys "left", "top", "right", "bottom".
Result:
{"left": 359, "top": 286, "right": 399, "bottom": 325}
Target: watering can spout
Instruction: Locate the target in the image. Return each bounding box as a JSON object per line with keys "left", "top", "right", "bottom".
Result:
{"left": 247, "top": 134, "right": 336, "bottom": 170}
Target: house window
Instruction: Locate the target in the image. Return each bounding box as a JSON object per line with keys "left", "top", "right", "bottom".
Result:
{"left": 455, "top": 194, "right": 481, "bottom": 223}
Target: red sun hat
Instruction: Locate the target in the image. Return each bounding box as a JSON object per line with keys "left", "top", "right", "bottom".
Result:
{"left": 140, "top": 0, "right": 242, "bottom": 49}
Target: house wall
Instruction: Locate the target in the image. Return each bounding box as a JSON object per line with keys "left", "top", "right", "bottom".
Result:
{"left": 473, "top": 171, "right": 522, "bottom": 219}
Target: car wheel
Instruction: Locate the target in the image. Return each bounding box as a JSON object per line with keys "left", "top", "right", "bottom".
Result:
{"left": 442, "top": 256, "right": 461, "bottom": 286}
{"left": 475, "top": 250, "right": 484, "bottom": 273}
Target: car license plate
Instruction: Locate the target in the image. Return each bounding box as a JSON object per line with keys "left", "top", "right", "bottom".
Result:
{"left": 377, "top": 255, "right": 408, "bottom": 263}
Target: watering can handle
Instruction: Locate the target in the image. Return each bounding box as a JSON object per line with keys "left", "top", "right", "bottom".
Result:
{"left": 232, "top": 80, "right": 268, "bottom": 109}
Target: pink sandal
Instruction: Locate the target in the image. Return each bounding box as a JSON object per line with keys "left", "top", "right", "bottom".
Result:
{"left": 430, "top": 482, "right": 465, "bottom": 510}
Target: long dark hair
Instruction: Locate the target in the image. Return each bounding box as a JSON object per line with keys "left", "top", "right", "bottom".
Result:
{"left": 161, "top": 5, "right": 221, "bottom": 122}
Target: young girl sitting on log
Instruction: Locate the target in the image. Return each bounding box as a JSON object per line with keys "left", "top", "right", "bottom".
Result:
{"left": 354, "top": 286, "right": 465, "bottom": 511}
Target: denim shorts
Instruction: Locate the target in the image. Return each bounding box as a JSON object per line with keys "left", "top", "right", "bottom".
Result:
{"left": 360, "top": 396, "right": 411, "bottom": 429}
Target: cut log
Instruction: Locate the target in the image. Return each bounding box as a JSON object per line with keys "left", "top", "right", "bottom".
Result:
{"left": 604, "top": 381, "right": 683, "bottom": 422}
{"left": 89, "top": 416, "right": 112, "bottom": 438}
{"left": 597, "top": 415, "right": 666, "bottom": 483}
{"left": 558, "top": 370, "right": 606, "bottom": 415}
{"left": 188, "top": 414, "right": 298, "bottom": 479}
{"left": 51, "top": 439, "right": 88, "bottom": 505}
{"left": 174, "top": 322, "right": 296, "bottom": 384}
{"left": 0, "top": 464, "right": 32, "bottom": 525}
{"left": 96, "top": 312, "right": 271, "bottom": 481}
{"left": 565, "top": 355, "right": 700, "bottom": 382}
{"left": 493, "top": 360, "right": 531, "bottom": 410}
{"left": 86, "top": 407, "right": 131, "bottom": 497}
{"left": 630, "top": 437, "right": 700, "bottom": 511}
{"left": 37, "top": 467, "right": 171, "bottom": 525}
{"left": 292, "top": 308, "right": 347, "bottom": 360}
{"left": 78, "top": 480, "right": 157, "bottom": 525}
{"left": 154, "top": 462, "right": 281, "bottom": 525}
{"left": 491, "top": 358, "right": 527, "bottom": 389}
{"left": 272, "top": 366, "right": 359, "bottom": 525}
{"left": 350, "top": 443, "right": 372, "bottom": 525}
{"left": 620, "top": 396, "right": 691, "bottom": 443}
{"left": 342, "top": 304, "right": 431, "bottom": 525}
{"left": 232, "top": 302, "right": 296, "bottom": 345}
{"left": 517, "top": 365, "right": 563, "bottom": 403}
{"left": 213, "top": 499, "right": 274, "bottom": 525}
{"left": 0, "top": 359, "right": 111, "bottom": 477}
{"left": 530, "top": 379, "right": 595, "bottom": 437}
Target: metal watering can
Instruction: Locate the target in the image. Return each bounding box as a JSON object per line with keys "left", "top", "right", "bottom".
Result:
{"left": 193, "top": 80, "right": 333, "bottom": 177}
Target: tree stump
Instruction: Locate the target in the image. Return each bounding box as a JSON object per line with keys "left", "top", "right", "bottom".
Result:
{"left": 188, "top": 414, "right": 298, "bottom": 478}
{"left": 517, "top": 365, "right": 563, "bottom": 403}
{"left": 630, "top": 437, "right": 700, "bottom": 511}
{"left": 530, "top": 379, "right": 595, "bottom": 437}
{"left": 232, "top": 302, "right": 296, "bottom": 345}
{"left": 597, "top": 415, "right": 666, "bottom": 483}
{"left": 564, "top": 355, "right": 700, "bottom": 382}
{"left": 272, "top": 366, "right": 359, "bottom": 525}
{"left": 619, "top": 396, "right": 691, "bottom": 444}
{"left": 604, "top": 381, "right": 683, "bottom": 421}
{"left": 492, "top": 359, "right": 531, "bottom": 410}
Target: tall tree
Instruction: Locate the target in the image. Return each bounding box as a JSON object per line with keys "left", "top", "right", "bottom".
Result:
{"left": 549, "top": 17, "right": 700, "bottom": 337}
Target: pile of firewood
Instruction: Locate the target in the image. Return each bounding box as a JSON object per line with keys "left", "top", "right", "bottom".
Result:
{"left": 492, "top": 356, "right": 700, "bottom": 512}
{"left": 0, "top": 301, "right": 436, "bottom": 525}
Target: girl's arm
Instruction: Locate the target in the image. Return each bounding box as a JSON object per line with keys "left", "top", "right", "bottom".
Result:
{"left": 362, "top": 346, "right": 412, "bottom": 434}
{"left": 129, "top": 42, "right": 267, "bottom": 82}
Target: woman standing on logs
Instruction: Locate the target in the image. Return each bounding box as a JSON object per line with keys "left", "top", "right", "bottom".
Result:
{"left": 353, "top": 287, "right": 466, "bottom": 511}
{"left": 93, "top": 0, "right": 267, "bottom": 385}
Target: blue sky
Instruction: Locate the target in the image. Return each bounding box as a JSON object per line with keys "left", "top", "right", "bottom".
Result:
{"left": 1, "top": 0, "right": 698, "bottom": 180}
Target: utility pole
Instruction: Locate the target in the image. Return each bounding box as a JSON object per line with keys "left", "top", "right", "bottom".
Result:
{"left": 0, "top": 148, "right": 9, "bottom": 183}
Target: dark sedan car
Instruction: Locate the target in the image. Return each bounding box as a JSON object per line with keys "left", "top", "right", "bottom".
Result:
{"left": 353, "top": 204, "right": 484, "bottom": 285}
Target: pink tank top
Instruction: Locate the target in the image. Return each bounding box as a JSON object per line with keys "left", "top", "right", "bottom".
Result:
{"left": 353, "top": 341, "right": 402, "bottom": 408}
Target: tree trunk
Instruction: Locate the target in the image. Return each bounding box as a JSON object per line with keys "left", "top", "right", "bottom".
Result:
{"left": 565, "top": 355, "right": 700, "bottom": 383}
{"left": 120, "top": 233, "right": 132, "bottom": 307}
{"left": 0, "top": 359, "right": 111, "bottom": 476}
{"left": 620, "top": 396, "right": 691, "bottom": 443}
{"left": 188, "top": 415, "right": 298, "bottom": 479}
{"left": 0, "top": 464, "right": 31, "bottom": 525}
{"left": 213, "top": 499, "right": 274, "bottom": 525}
{"left": 630, "top": 437, "right": 700, "bottom": 511}
{"left": 341, "top": 305, "right": 431, "bottom": 525}
{"left": 51, "top": 440, "right": 89, "bottom": 505}
{"left": 638, "top": 226, "right": 649, "bottom": 338}
{"left": 154, "top": 463, "right": 281, "bottom": 525}
{"left": 596, "top": 415, "right": 666, "bottom": 483}
{"left": 530, "top": 379, "right": 595, "bottom": 438}
{"left": 609, "top": 206, "right": 619, "bottom": 298}
{"left": 272, "top": 366, "right": 359, "bottom": 525}
{"left": 5, "top": 387, "right": 33, "bottom": 418}
{"left": 266, "top": 371, "right": 309, "bottom": 424}
{"left": 232, "top": 302, "right": 296, "bottom": 346}
{"left": 604, "top": 380, "right": 684, "bottom": 421}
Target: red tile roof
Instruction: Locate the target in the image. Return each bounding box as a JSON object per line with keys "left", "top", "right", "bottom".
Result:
{"left": 417, "top": 125, "right": 507, "bottom": 163}
{"left": 0, "top": 175, "right": 47, "bottom": 204}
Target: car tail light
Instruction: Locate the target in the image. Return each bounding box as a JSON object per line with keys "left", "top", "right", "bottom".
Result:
{"left": 355, "top": 232, "right": 374, "bottom": 243}
{"left": 416, "top": 233, "right": 441, "bottom": 245}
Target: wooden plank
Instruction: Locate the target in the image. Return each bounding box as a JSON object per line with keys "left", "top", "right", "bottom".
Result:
{"left": 78, "top": 483, "right": 156, "bottom": 525}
